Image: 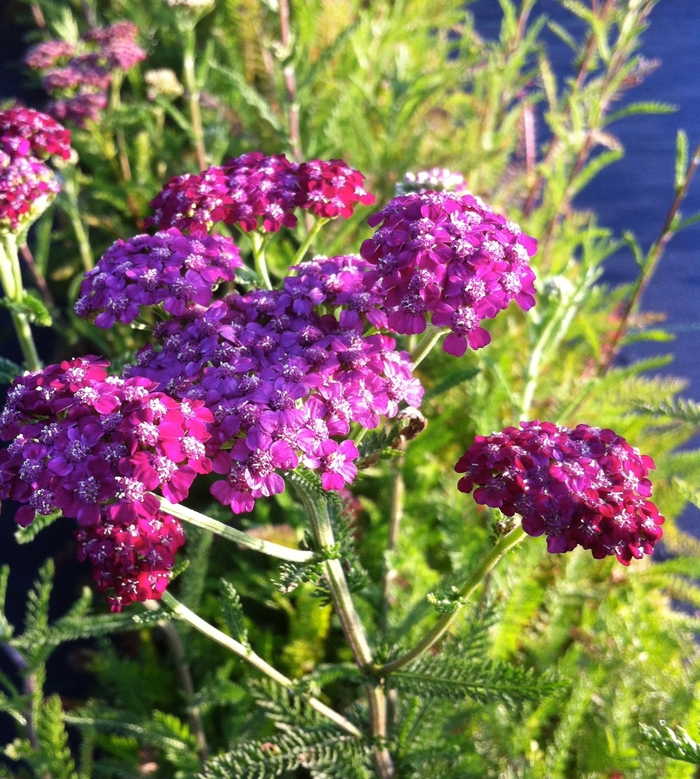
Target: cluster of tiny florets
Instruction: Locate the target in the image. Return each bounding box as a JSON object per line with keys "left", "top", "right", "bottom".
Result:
{"left": 455, "top": 421, "right": 664, "bottom": 565}
{"left": 26, "top": 23, "right": 146, "bottom": 127}
{"left": 360, "top": 191, "right": 537, "bottom": 355}
{"left": 396, "top": 168, "right": 471, "bottom": 196}
{"left": 0, "top": 107, "right": 70, "bottom": 233}
{"left": 146, "top": 153, "right": 375, "bottom": 235}
{"left": 74, "top": 228, "right": 243, "bottom": 327}
{"left": 116, "top": 276, "right": 423, "bottom": 513}
{"left": 0, "top": 357, "right": 213, "bottom": 610}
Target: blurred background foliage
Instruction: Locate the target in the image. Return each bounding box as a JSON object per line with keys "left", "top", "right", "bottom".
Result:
{"left": 2, "top": 0, "right": 700, "bottom": 776}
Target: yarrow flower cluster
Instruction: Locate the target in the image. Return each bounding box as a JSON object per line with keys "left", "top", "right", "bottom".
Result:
{"left": 360, "top": 191, "right": 537, "bottom": 355}
{"left": 0, "top": 357, "right": 214, "bottom": 610}
{"left": 26, "top": 23, "right": 146, "bottom": 127}
{"left": 455, "top": 421, "right": 664, "bottom": 565}
{"left": 396, "top": 168, "right": 471, "bottom": 196}
{"left": 74, "top": 228, "right": 243, "bottom": 327}
{"left": 146, "top": 152, "right": 375, "bottom": 235}
{"left": 111, "top": 266, "right": 423, "bottom": 513}
{"left": 0, "top": 107, "right": 70, "bottom": 233}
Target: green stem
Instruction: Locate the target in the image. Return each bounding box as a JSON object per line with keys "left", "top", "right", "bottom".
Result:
{"left": 183, "top": 26, "right": 207, "bottom": 171}
{"left": 291, "top": 217, "right": 329, "bottom": 265}
{"left": 161, "top": 591, "right": 363, "bottom": 737}
{"left": 409, "top": 325, "right": 447, "bottom": 367}
{"left": 62, "top": 168, "right": 94, "bottom": 272}
{"left": 156, "top": 496, "right": 314, "bottom": 563}
{"left": 0, "top": 234, "right": 42, "bottom": 371}
{"left": 378, "top": 524, "right": 527, "bottom": 675}
{"left": 249, "top": 231, "right": 273, "bottom": 289}
{"left": 293, "top": 483, "right": 395, "bottom": 778}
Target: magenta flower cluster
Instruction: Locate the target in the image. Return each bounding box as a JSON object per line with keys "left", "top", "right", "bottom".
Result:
{"left": 146, "top": 152, "right": 375, "bottom": 235}
{"left": 0, "top": 107, "right": 71, "bottom": 233}
{"left": 26, "top": 22, "right": 146, "bottom": 127}
{"left": 119, "top": 262, "right": 423, "bottom": 512}
{"left": 0, "top": 357, "right": 214, "bottom": 610}
{"left": 360, "top": 191, "right": 537, "bottom": 356}
{"left": 455, "top": 421, "right": 664, "bottom": 565}
{"left": 74, "top": 228, "right": 243, "bottom": 327}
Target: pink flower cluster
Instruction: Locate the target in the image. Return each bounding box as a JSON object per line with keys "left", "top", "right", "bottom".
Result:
{"left": 455, "top": 421, "right": 664, "bottom": 565}
{"left": 114, "top": 269, "right": 422, "bottom": 513}
{"left": 360, "top": 191, "right": 537, "bottom": 356}
{"left": 74, "top": 228, "right": 243, "bottom": 327}
{"left": 26, "top": 22, "right": 146, "bottom": 127}
{"left": 0, "top": 107, "right": 71, "bottom": 233}
{"left": 0, "top": 357, "right": 214, "bottom": 610}
{"left": 146, "top": 152, "right": 375, "bottom": 235}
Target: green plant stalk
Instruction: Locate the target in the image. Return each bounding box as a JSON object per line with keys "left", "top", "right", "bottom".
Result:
{"left": 62, "top": 169, "right": 94, "bottom": 272}
{"left": 293, "top": 484, "right": 394, "bottom": 779}
{"left": 292, "top": 217, "right": 329, "bottom": 265}
{"left": 409, "top": 325, "right": 447, "bottom": 366}
{"left": 0, "top": 233, "right": 42, "bottom": 371}
{"left": 378, "top": 524, "right": 527, "bottom": 675}
{"left": 109, "top": 73, "right": 132, "bottom": 182}
{"left": 248, "top": 230, "right": 273, "bottom": 289}
{"left": 156, "top": 495, "right": 314, "bottom": 563}
{"left": 183, "top": 26, "right": 207, "bottom": 170}
{"left": 161, "top": 591, "right": 363, "bottom": 738}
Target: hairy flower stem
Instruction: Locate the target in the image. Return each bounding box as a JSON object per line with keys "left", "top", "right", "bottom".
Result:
{"left": 161, "top": 591, "right": 363, "bottom": 738}
{"left": 380, "top": 461, "right": 404, "bottom": 636}
{"left": 293, "top": 485, "right": 395, "bottom": 778}
{"left": 378, "top": 525, "right": 527, "bottom": 675}
{"left": 156, "top": 496, "right": 314, "bottom": 563}
{"left": 109, "top": 73, "right": 132, "bottom": 182}
{"left": 183, "top": 26, "right": 207, "bottom": 171}
{"left": 248, "top": 231, "right": 273, "bottom": 289}
{"left": 292, "top": 217, "right": 329, "bottom": 265}
{"left": 409, "top": 325, "right": 447, "bottom": 366}
{"left": 0, "top": 233, "right": 42, "bottom": 371}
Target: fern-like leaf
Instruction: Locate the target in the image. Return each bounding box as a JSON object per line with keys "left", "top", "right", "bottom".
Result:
{"left": 639, "top": 722, "right": 700, "bottom": 765}
{"left": 14, "top": 511, "right": 62, "bottom": 545}
{"left": 389, "top": 656, "right": 561, "bottom": 709}
{"left": 219, "top": 579, "right": 249, "bottom": 647}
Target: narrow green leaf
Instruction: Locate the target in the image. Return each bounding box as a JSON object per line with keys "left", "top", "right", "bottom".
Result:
{"left": 15, "top": 511, "right": 62, "bottom": 545}
{"left": 604, "top": 101, "right": 677, "bottom": 126}
{"left": 676, "top": 129, "right": 689, "bottom": 191}
{"left": 219, "top": 579, "right": 249, "bottom": 647}
{"left": 640, "top": 722, "right": 700, "bottom": 765}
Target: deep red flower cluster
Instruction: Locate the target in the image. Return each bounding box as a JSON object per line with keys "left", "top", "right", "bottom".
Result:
{"left": 146, "top": 152, "right": 375, "bottom": 235}
{"left": 0, "top": 107, "right": 70, "bottom": 233}
{"left": 360, "top": 191, "right": 537, "bottom": 355}
{"left": 26, "top": 23, "right": 146, "bottom": 128}
{"left": 74, "top": 228, "right": 242, "bottom": 327}
{"left": 455, "top": 421, "right": 664, "bottom": 565}
{"left": 0, "top": 357, "right": 214, "bottom": 610}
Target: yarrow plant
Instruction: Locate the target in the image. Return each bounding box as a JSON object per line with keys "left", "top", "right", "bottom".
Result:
{"left": 455, "top": 420, "right": 664, "bottom": 564}
{"left": 26, "top": 22, "right": 146, "bottom": 126}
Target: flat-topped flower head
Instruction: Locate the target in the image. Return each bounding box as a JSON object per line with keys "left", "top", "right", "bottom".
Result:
{"left": 75, "top": 228, "right": 242, "bottom": 327}
{"left": 127, "top": 278, "right": 423, "bottom": 514}
{"left": 146, "top": 153, "right": 374, "bottom": 235}
{"left": 0, "top": 106, "right": 71, "bottom": 160}
{"left": 0, "top": 154, "right": 60, "bottom": 234}
{"left": 455, "top": 421, "right": 664, "bottom": 565}
{"left": 0, "top": 357, "right": 214, "bottom": 609}
{"left": 360, "top": 191, "right": 537, "bottom": 355}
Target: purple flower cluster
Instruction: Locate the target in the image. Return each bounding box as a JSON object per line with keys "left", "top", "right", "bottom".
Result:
{"left": 116, "top": 271, "right": 422, "bottom": 513}
{"left": 360, "top": 191, "right": 537, "bottom": 356}
{"left": 0, "top": 357, "right": 214, "bottom": 610}
{"left": 26, "top": 23, "right": 146, "bottom": 128}
{"left": 74, "top": 228, "right": 243, "bottom": 327}
{"left": 455, "top": 421, "right": 664, "bottom": 565}
{"left": 0, "top": 107, "right": 70, "bottom": 233}
{"left": 146, "top": 153, "right": 375, "bottom": 235}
